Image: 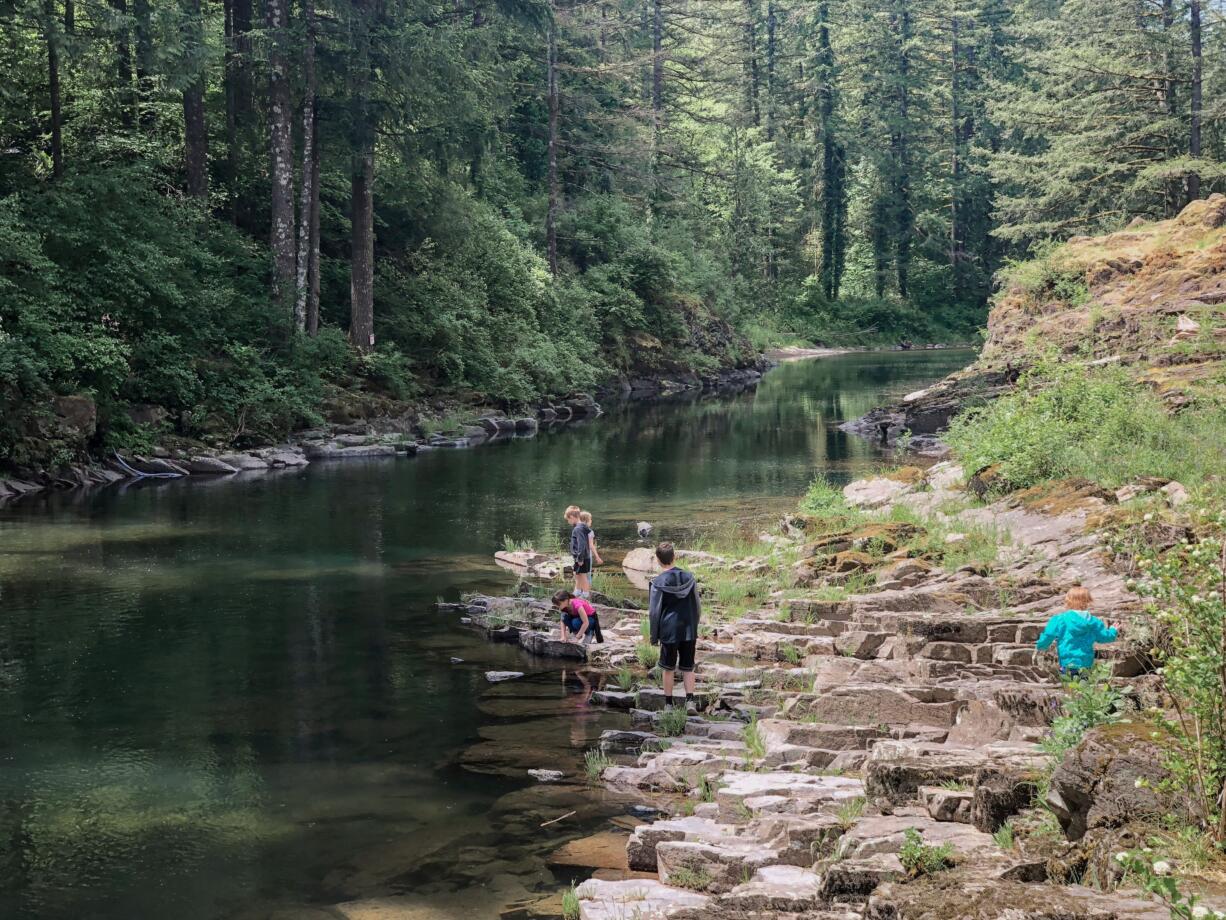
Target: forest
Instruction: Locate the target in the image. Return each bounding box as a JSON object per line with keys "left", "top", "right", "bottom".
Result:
{"left": 0, "top": 0, "right": 1223, "bottom": 462}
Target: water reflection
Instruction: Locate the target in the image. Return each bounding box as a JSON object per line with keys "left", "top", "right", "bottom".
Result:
{"left": 0, "top": 350, "right": 970, "bottom": 919}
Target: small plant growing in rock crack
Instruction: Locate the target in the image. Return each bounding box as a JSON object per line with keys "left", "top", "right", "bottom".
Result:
{"left": 635, "top": 641, "right": 660, "bottom": 669}
{"left": 502, "top": 535, "right": 534, "bottom": 553}
{"left": 699, "top": 776, "right": 722, "bottom": 802}
{"left": 835, "top": 796, "right": 866, "bottom": 829}
{"left": 583, "top": 750, "right": 612, "bottom": 784}
{"left": 939, "top": 779, "right": 969, "bottom": 791}
{"left": 669, "top": 866, "right": 714, "bottom": 892}
{"left": 561, "top": 885, "right": 580, "bottom": 920}
{"left": 1040, "top": 664, "right": 1123, "bottom": 761}
{"left": 734, "top": 802, "right": 754, "bottom": 822}
{"left": 742, "top": 714, "right": 767, "bottom": 762}
{"left": 658, "top": 706, "right": 689, "bottom": 737}
{"left": 779, "top": 643, "right": 803, "bottom": 665}
{"left": 611, "top": 667, "right": 636, "bottom": 692}
{"left": 640, "top": 617, "right": 651, "bottom": 639}
{"left": 899, "top": 828, "right": 955, "bottom": 877}
{"left": 993, "top": 821, "right": 1016, "bottom": 850}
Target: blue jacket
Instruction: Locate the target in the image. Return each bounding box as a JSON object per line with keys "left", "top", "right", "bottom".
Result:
{"left": 1035, "top": 610, "right": 1117, "bottom": 670}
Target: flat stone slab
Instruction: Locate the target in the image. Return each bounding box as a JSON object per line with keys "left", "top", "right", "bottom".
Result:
{"left": 575, "top": 878, "right": 709, "bottom": 920}
{"left": 721, "top": 864, "right": 826, "bottom": 912}
{"left": 485, "top": 671, "right": 524, "bottom": 683}
{"left": 716, "top": 771, "right": 864, "bottom": 821}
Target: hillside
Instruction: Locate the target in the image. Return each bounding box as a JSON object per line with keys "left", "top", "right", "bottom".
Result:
{"left": 846, "top": 195, "right": 1226, "bottom": 446}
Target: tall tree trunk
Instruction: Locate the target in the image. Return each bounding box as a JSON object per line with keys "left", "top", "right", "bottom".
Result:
{"left": 224, "top": 0, "right": 253, "bottom": 223}
{"left": 743, "top": 0, "right": 759, "bottom": 128}
{"left": 64, "top": 0, "right": 73, "bottom": 33}
{"left": 872, "top": 196, "right": 889, "bottom": 299}
{"left": 1160, "top": 0, "right": 1179, "bottom": 215}
{"left": 765, "top": 1, "right": 776, "bottom": 141}
{"left": 307, "top": 121, "right": 321, "bottom": 336}
{"left": 182, "top": 0, "right": 209, "bottom": 199}
{"left": 1189, "top": 0, "right": 1202, "bottom": 201}
{"left": 349, "top": 0, "right": 375, "bottom": 350}
{"left": 949, "top": 12, "right": 962, "bottom": 297}
{"left": 109, "top": 0, "right": 134, "bottom": 128}
{"left": 268, "top": 0, "right": 296, "bottom": 312}
{"left": 546, "top": 9, "right": 560, "bottom": 275}
{"left": 651, "top": 0, "right": 663, "bottom": 210}
{"left": 133, "top": 0, "right": 154, "bottom": 127}
{"left": 44, "top": 0, "right": 63, "bottom": 178}
{"left": 816, "top": 0, "right": 844, "bottom": 300}
{"left": 295, "top": 0, "right": 318, "bottom": 331}
{"left": 893, "top": 5, "right": 912, "bottom": 300}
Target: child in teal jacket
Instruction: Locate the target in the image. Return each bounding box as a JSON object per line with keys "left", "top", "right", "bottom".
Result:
{"left": 1035, "top": 586, "right": 1120, "bottom": 675}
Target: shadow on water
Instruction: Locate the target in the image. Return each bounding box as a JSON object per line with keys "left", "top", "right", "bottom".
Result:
{"left": 0, "top": 350, "right": 971, "bottom": 919}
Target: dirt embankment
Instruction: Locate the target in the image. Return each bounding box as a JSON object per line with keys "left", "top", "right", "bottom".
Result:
{"left": 845, "top": 195, "right": 1226, "bottom": 446}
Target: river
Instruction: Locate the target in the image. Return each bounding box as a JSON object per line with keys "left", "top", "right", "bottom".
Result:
{"left": 0, "top": 349, "right": 971, "bottom": 920}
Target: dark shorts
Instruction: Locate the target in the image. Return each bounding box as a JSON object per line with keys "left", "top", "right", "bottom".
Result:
{"left": 572, "top": 556, "right": 592, "bottom": 575}
{"left": 659, "top": 639, "right": 696, "bottom": 673}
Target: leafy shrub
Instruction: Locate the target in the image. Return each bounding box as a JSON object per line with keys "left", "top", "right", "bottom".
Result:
{"left": 1041, "top": 665, "right": 1124, "bottom": 761}
{"left": 899, "top": 828, "right": 955, "bottom": 877}
{"left": 945, "top": 360, "right": 1226, "bottom": 491}
{"left": 1132, "top": 511, "right": 1226, "bottom": 839}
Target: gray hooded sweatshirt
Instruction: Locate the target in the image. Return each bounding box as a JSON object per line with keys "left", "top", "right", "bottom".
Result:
{"left": 648, "top": 567, "right": 701, "bottom": 645}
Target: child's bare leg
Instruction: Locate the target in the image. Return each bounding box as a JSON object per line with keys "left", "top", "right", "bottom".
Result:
{"left": 683, "top": 670, "right": 696, "bottom": 695}
{"left": 662, "top": 668, "right": 675, "bottom": 699}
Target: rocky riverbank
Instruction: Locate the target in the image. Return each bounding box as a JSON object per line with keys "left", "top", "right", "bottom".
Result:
{"left": 440, "top": 463, "right": 1209, "bottom": 920}
{"left": 0, "top": 364, "right": 772, "bottom": 504}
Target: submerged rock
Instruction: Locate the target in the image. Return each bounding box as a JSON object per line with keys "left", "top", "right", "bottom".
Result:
{"left": 485, "top": 671, "right": 525, "bottom": 683}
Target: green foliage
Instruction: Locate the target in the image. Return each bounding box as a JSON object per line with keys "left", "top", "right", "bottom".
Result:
{"left": 945, "top": 361, "right": 1226, "bottom": 492}
{"left": 635, "top": 642, "right": 660, "bottom": 670}
{"left": 583, "top": 750, "right": 612, "bottom": 784}
{"left": 611, "top": 667, "right": 637, "bottom": 693}
{"left": 899, "top": 828, "right": 955, "bottom": 877}
{"left": 742, "top": 714, "right": 766, "bottom": 762}
{"left": 667, "top": 866, "right": 713, "bottom": 892}
{"left": 1114, "top": 850, "right": 1204, "bottom": 920}
{"left": 800, "top": 474, "right": 850, "bottom": 515}
{"left": 1132, "top": 511, "right": 1226, "bottom": 839}
{"left": 561, "top": 885, "right": 580, "bottom": 920}
{"left": 835, "top": 796, "right": 867, "bottom": 829}
{"left": 779, "top": 643, "right": 802, "bottom": 665}
{"left": 699, "top": 776, "right": 722, "bottom": 803}
{"left": 502, "top": 535, "right": 534, "bottom": 553}
{"left": 993, "top": 822, "right": 1016, "bottom": 851}
{"left": 1041, "top": 665, "right": 1124, "bottom": 761}
{"left": 658, "top": 707, "right": 689, "bottom": 738}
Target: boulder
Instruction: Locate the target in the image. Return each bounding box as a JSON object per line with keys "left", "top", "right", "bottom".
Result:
{"left": 528, "top": 769, "right": 564, "bottom": 783}
{"left": 217, "top": 453, "right": 272, "bottom": 471}
{"left": 844, "top": 477, "right": 915, "bottom": 509}
{"left": 53, "top": 394, "right": 97, "bottom": 438}
{"left": 185, "top": 455, "right": 239, "bottom": 475}
{"left": 970, "top": 768, "right": 1037, "bottom": 833}
{"left": 1046, "top": 723, "right": 1187, "bottom": 840}
{"left": 574, "top": 878, "right": 708, "bottom": 919}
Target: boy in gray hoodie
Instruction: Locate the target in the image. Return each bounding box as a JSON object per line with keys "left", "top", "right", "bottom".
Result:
{"left": 648, "top": 542, "right": 701, "bottom": 707}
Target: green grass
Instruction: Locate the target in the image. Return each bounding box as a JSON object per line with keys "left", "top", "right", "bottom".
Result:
{"left": 583, "top": 750, "right": 613, "bottom": 784}
{"left": 700, "top": 776, "right": 722, "bottom": 802}
{"left": 561, "top": 885, "right": 580, "bottom": 920}
{"left": 993, "top": 821, "right": 1016, "bottom": 850}
{"left": 611, "top": 667, "right": 636, "bottom": 692}
{"left": 945, "top": 358, "right": 1226, "bottom": 492}
{"left": 640, "top": 617, "right": 651, "bottom": 640}
{"left": 635, "top": 641, "right": 660, "bottom": 669}
{"left": 668, "top": 866, "right": 714, "bottom": 892}
{"left": 742, "top": 714, "right": 767, "bottom": 761}
{"left": 779, "top": 643, "right": 802, "bottom": 665}
{"left": 500, "top": 535, "right": 534, "bottom": 553}
{"left": 939, "top": 779, "right": 969, "bottom": 791}
{"left": 658, "top": 706, "right": 689, "bottom": 737}
{"left": 899, "top": 827, "right": 955, "bottom": 877}
{"left": 835, "top": 796, "right": 866, "bottom": 829}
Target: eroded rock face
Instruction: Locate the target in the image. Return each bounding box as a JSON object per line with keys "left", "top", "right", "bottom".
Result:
{"left": 867, "top": 870, "right": 1169, "bottom": 920}
{"left": 1046, "top": 723, "right": 1187, "bottom": 840}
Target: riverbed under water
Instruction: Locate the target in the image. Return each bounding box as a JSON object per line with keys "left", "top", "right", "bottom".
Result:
{"left": 0, "top": 349, "right": 971, "bottom": 919}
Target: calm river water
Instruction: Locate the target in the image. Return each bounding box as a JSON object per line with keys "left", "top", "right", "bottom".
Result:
{"left": 0, "top": 349, "right": 970, "bottom": 919}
